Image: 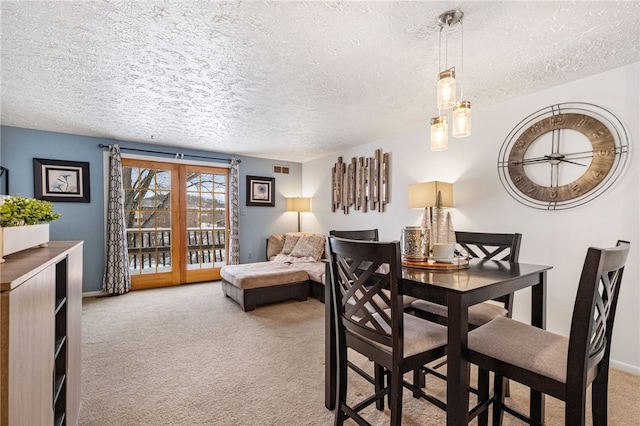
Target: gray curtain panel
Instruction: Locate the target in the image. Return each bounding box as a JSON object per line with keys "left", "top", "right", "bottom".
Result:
{"left": 228, "top": 158, "right": 240, "bottom": 265}
{"left": 103, "top": 144, "right": 131, "bottom": 294}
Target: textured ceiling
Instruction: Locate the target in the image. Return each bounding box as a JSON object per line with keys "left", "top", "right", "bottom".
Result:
{"left": 1, "top": 1, "right": 639, "bottom": 162}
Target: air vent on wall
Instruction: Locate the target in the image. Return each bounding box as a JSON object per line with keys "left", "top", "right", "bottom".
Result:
{"left": 273, "top": 165, "right": 290, "bottom": 174}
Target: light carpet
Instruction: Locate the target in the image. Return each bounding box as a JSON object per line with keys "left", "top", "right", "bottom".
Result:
{"left": 80, "top": 281, "right": 639, "bottom": 425}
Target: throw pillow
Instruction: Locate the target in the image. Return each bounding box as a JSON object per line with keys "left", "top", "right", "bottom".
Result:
{"left": 281, "top": 233, "right": 301, "bottom": 255}
{"left": 290, "top": 234, "right": 325, "bottom": 261}
{"left": 266, "top": 234, "right": 285, "bottom": 260}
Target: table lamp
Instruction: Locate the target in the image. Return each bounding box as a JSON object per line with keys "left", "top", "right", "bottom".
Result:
{"left": 409, "top": 181, "right": 454, "bottom": 226}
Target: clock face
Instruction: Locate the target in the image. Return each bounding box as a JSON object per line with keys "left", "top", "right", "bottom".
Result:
{"left": 498, "top": 103, "right": 629, "bottom": 210}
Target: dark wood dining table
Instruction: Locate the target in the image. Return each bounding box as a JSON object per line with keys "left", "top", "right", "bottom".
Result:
{"left": 324, "top": 258, "right": 552, "bottom": 426}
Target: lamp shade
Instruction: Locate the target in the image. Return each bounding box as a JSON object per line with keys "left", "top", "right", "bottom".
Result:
{"left": 430, "top": 116, "right": 448, "bottom": 151}
{"left": 436, "top": 69, "right": 456, "bottom": 110}
{"left": 408, "top": 181, "right": 454, "bottom": 208}
{"left": 285, "top": 197, "right": 311, "bottom": 212}
{"left": 452, "top": 100, "right": 472, "bottom": 138}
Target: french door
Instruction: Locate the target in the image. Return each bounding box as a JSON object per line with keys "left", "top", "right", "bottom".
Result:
{"left": 122, "top": 158, "right": 229, "bottom": 290}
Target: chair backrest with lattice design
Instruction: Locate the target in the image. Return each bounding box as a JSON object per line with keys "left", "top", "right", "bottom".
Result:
{"left": 327, "top": 237, "right": 403, "bottom": 352}
{"left": 454, "top": 231, "right": 522, "bottom": 315}
{"left": 567, "top": 240, "right": 629, "bottom": 390}
{"left": 455, "top": 231, "right": 522, "bottom": 262}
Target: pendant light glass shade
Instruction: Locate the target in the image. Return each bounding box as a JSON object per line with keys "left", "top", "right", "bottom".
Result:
{"left": 437, "top": 69, "right": 456, "bottom": 109}
{"left": 430, "top": 116, "right": 448, "bottom": 151}
{"left": 452, "top": 100, "right": 472, "bottom": 138}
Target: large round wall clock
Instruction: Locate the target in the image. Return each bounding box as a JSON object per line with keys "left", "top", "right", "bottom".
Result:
{"left": 498, "top": 103, "right": 629, "bottom": 210}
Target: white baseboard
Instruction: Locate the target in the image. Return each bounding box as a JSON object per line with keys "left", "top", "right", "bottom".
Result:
{"left": 82, "top": 290, "right": 104, "bottom": 298}
{"left": 611, "top": 359, "right": 640, "bottom": 376}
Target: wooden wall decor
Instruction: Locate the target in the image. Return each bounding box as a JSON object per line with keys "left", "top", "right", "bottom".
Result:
{"left": 331, "top": 149, "right": 389, "bottom": 214}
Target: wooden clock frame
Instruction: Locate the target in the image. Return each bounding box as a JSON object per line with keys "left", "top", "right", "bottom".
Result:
{"left": 498, "top": 103, "right": 629, "bottom": 210}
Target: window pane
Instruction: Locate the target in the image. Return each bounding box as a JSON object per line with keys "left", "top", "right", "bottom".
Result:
{"left": 186, "top": 172, "right": 200, "bottom": 192}
{"left": 187, "top": 194, "right": 200, "bottom": 210}
{"left": 155, "top": 191, "right": 171, "bottom": 210}
{"left": 156, "top": 170, "right": 171, "bottom": 190}
{"left": 200, "top": 173, "right": 214, "bottom": 192}
{"left": 214, "top": 174, "right": 226, "bottom": 192}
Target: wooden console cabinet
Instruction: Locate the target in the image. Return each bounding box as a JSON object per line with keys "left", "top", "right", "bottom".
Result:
{"left": 0, "top": 241, "right": 83, "bottom": 426}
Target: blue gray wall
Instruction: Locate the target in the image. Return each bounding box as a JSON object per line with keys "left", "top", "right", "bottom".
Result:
{"left": 0, "top": 126, "right": 303, "bottom": 292}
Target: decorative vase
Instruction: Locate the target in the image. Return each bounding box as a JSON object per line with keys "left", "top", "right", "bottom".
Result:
{"left": 0, "top": 223, "right": 50, "bottom": 263}
{"left": 401, "top": 226, "right": 429, "bottom": 261}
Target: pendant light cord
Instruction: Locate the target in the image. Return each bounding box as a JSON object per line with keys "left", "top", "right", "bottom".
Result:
{"left": 460, "top": 20, "right": 464, "bottom": 101}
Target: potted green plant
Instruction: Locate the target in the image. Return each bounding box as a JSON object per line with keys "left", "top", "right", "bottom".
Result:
{"left": 0, "top": 195, "right": 61, "bottom": 262}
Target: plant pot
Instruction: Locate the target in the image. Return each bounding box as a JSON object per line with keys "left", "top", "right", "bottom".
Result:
{"left": 0, "top": 223, "right": 49, "bottom": 263}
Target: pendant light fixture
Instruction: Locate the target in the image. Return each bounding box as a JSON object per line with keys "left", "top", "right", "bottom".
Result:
{"left": 437, "top": 69, "right": 456, "bottom": 110}
{"left": 430, "top": 116, "right": 448, "bottom": 151}
{"left": 430, "top": 9, "right": 471, "bottom": 151}
{"left": 452, "top": 100, "right": 471, "bottom": 137}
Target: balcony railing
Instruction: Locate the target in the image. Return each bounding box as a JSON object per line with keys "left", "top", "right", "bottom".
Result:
{"left": 127, "top": 227, "right": 226, "bottom": 271}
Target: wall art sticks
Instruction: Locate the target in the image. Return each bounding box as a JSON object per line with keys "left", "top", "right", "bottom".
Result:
{"left": 331, "top": 149, "right": 389, "bottom": 214}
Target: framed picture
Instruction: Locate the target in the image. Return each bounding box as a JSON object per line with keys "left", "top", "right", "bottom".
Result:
{"left": 33, "top": 158, "right": 91, "bottom": 203}
{"left": 246, "top": 175, "right": 275, "bottom": 207}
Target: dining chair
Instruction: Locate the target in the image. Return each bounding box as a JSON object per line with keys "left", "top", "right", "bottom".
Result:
{"left": 329, "top": 229, "right": 417, "bottom": 402}
{"left": 327, "top": 236, "right": 448, "bottom": 425}
{"left": 411, "top": 231, "right": 522, "bottom": 326}
{"left": 329, "top": 229, "right": 386, "bottom": 410}
{"left": 469, "top": 240, "right": 630, "bottom": 426}
{"left": 411, "top": 231, "right": 522, "bottom": 393}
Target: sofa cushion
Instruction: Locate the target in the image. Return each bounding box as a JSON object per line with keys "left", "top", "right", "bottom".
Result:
{"left": 293, "top": 261, "right": 326, "bottom": 284}
{"left": 290, "top": 234, "right": 325, "bottom": 260}
{"left": 267, "top": 234, "right": 285, "bottom": 260}
{"left": 221, "top": 262, "right": 309, "bottom": 290}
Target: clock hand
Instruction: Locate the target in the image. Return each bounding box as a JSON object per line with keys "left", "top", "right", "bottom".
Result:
{"left": 516, "top": 153, "right": 590, "bottom": 167}
{"left": 562, "top": 153, "right": 594, "bottom": 161}
{"left": 555, "top": 158, "right": 587, "bottom": 167}
{"left": 515, "top": 157, "right": 551, "bottom": 165}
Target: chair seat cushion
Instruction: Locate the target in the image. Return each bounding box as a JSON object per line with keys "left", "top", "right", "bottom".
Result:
{"left": 468, "top": 317, "right": 568, "bottom": 383}
{"left": 368, "top": 311, "right": 448, "bottom": 358}
{"left": 381, "top": 289, "right": 418, "bottom": 309}
{"left": 411, "top": 299, "right": 508, "bottom": 327}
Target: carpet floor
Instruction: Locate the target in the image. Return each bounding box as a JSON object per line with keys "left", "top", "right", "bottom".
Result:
{"left": 79, "top": 281, "right": 639, "bottom": 425}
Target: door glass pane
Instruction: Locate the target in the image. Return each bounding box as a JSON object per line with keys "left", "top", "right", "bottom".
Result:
{"left": 185, "top": 170, "right": 226, "bottom": 270}
{"left": 214, "top": 174, "right": 226, "bottom": 192}
{"left": 155, "top": 170, "right": 171, "bottom": 190}
{"left": 123, "top": 166, "right": 173, "bottom": 276}
{"left": 200, "top": 173, "right": 214, "bottom": 192}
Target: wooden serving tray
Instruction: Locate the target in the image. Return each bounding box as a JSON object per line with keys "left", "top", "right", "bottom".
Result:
{"left": 402, "top": 257, "right": 469, "bottom": 270}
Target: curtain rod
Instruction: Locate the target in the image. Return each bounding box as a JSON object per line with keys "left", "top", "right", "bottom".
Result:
{"left": 97, "top": 144, "right": 240, "bottom": 163}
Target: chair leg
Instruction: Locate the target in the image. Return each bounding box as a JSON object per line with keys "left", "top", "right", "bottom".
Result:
{"left": 374, "top": 363, "right": 385, "bottom": 410}
{"left": 477, "top": 367, "right": 490, "bottom": 426}
{"left": 334, "top": 346, "right": 348, "bottom": 425}
{"left": 386, "top": 369, "right": 392, "bottom": 409}
{"left": 412, "top": 368, "right": 425, "bottom": 398}
{"left": 565, "top": 396, "right": 587, "bottom": 426}
{"left": 591, "top": 368, "right": 609, "bottom": 426}
{"left": 389, "top": 369, "right": 404, "bottom": 426}
{"left": 492, "top": 373, "right": 505, "bottom": 426}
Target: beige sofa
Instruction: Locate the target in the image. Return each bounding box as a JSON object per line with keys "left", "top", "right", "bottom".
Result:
{"left": 220, "top": 233, "right": 327, "bottom": 311}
